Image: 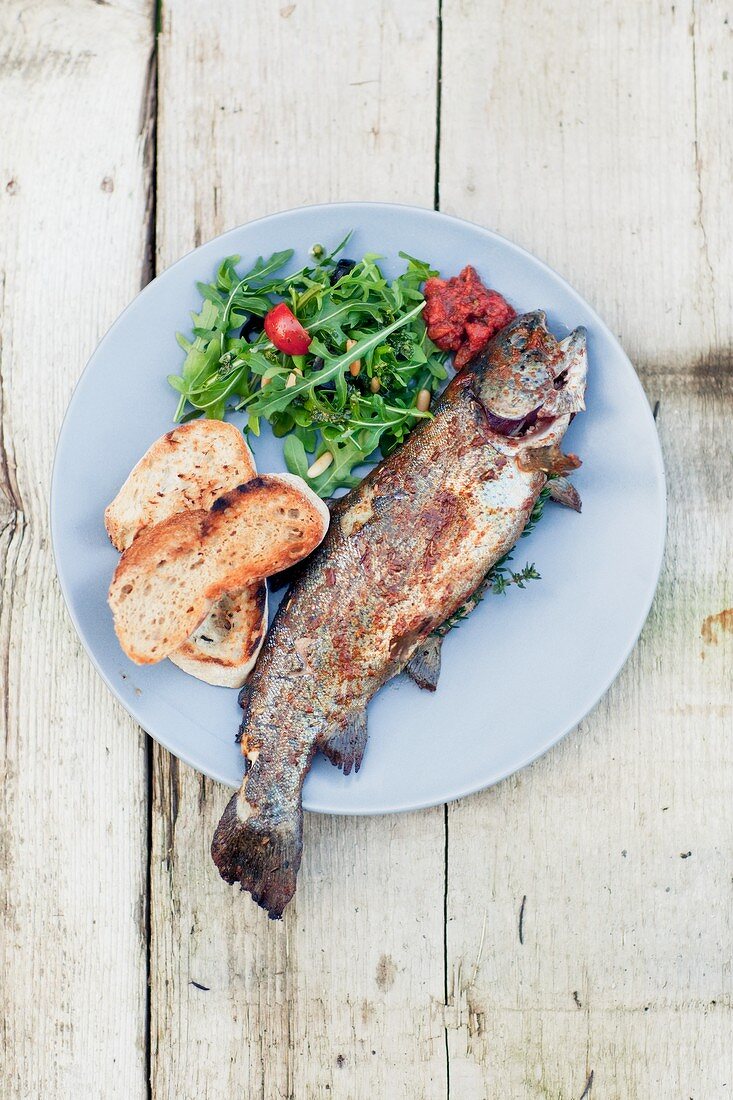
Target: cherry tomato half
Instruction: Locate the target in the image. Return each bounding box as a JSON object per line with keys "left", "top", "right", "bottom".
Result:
{"left": 263, "top": 302, "right": 312, "bottom": 356}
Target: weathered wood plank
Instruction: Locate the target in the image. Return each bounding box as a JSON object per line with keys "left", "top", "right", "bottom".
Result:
{"left": 439, "top": 1, "right": 732, "bottom": 1096}
{"left": 0, "top": 1, "right": 154, "bottom": 1097}
{"left": 151, "top": 3, "right": 446, "bottom": 1098}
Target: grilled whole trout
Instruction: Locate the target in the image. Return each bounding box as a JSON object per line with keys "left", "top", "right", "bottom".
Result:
{"left": 212, "top": 312, "right": 587, "bottom": 917}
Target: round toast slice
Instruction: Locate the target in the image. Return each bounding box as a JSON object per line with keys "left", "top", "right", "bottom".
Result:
{"left": 108, "top": 475, "right": 329, "bottom": 665}
{"left": 105, "top": 420, "right": 257, "bottom": 551}
{"left": 105, "top": 419, "right": 267, "bottom": 686}
{"left": 169, "top": 585, "right": 268, "bottom": 688}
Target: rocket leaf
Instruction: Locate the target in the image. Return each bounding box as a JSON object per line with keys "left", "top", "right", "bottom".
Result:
{"left": 167, "top": 239, "right": 450, "bottom": 495}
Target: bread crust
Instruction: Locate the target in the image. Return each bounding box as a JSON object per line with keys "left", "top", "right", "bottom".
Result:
{"left": 109, "top": 475, "right": 329, "bottom": 665}
{"left": 169, "top": 584, "right": 268, "bottom": 687}
{"left": 106, "top": 420, "right": 270, "bottom": 685}
{"left": 105, "top": 420, "right": 256, "bottom": 551}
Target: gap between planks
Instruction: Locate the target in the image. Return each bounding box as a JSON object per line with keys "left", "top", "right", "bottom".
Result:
{"left": 143, "top": 3, "right": 161, "bottom": 1098}
{"left": 433, "top": 4, "right": 452, "bottom": 1097}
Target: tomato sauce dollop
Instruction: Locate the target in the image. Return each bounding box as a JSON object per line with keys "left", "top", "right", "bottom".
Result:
{"left": 423, "top": 265, "right": 515, "bottom": 368}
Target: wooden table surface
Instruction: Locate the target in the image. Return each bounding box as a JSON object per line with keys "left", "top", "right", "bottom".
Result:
{"left": 2, "top": 2, "right": 731, "bottom": 1097}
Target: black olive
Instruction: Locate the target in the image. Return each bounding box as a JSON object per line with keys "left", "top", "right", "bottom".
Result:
{"left": 310, "top": 356, "right": 335, "bottom": 389}
{"left": 239, "top": 314, "right": 264, "bottom": 342}
{"left": 330, "top": 258, "right": 356, "bottom": 285}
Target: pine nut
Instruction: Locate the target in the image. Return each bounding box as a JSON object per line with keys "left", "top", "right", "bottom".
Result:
{"left": 416, "top": 388, "right": 431, "bottom": 412}
{"left": 307, "top": 451, "right": 334, "bottom": 478}
{"left": 346, "top": 338, "right": 361, "bottom": 376}
{"left": 261, "top": 375, "right": 271, "bottom": 388}
{"left": 370, "top": 376, "right": 381, "bottom": 393}
{"left": 285, "top": 372, "right": 297, "bottom": 388}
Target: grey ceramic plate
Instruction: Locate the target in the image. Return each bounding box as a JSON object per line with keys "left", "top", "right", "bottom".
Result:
{"left": 51, "top": 202, "right": 666, "bottom": 814}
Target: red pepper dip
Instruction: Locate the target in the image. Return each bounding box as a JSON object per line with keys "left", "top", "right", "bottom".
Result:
{"left": 423, "top": 265, "right": 516, "bottom": 368}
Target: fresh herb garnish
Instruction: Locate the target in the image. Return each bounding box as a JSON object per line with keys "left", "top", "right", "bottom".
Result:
{"left": 490, "top": 561, "right": 542, "bottom": 596}
{"left": 168, "top": 239, "right": 450, "bottom": 495}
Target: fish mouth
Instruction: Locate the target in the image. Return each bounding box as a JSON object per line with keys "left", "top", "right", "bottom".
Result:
{"left": 479, "top": 322, "right": 587, "bottom": 441}
{"left": 482, "top": 403, "right": 547, "bottom": 438}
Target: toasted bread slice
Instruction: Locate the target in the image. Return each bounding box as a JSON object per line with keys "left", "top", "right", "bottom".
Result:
{"left": 106, "top": 419, "right": 266, "bottom": 686}
{"left": 105, "top": 420, "right": 256, "bottom": 551}
{"left": 169, "top": 585, "right": 268, "bottom": 688}
{"left": 109, "top": 474, "right": 329, "bottom": 665}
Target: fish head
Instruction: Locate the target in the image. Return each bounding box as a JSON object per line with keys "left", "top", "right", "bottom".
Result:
{"left": 466, "top": 311, "right": 587, "bottom": 440}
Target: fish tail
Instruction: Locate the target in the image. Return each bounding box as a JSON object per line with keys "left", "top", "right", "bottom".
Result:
{"left": 211, "top": 792, "right": 303, "bottom": 919}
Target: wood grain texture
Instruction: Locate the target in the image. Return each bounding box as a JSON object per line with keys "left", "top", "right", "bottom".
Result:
{"left": 151, "top": 3, "right": 447, "bottom": 1098}
{"left": 4, "top": 1, "right": 730, "bottom": 1095}
{"left": 440, "top": 1, "right": 732, "bottom": 1096}
{"left": 0, "top": 1, "right": 154, "bottom": 1096}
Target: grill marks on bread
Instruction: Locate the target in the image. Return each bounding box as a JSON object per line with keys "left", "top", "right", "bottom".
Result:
{"left": 109, "top": 475, "right": 329, "bottom": 665}
{"left": 105, "top": 420, "right": 257, "bottom": 551}
{"left": 105, "top": 420, "right": 269, "bottom": 687}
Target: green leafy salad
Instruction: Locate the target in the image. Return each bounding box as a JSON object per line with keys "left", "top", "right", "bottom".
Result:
{"left": 168, "top": 236, "right": 450, "bottom": 498}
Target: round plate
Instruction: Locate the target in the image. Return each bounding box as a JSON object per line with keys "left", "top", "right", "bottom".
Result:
{"left": 51, "top": 202, "right": 666, "bottom": 814}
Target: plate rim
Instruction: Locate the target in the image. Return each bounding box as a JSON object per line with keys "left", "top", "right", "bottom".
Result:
{"left": 51, "top": 200, "right": 667, "bottom": 815}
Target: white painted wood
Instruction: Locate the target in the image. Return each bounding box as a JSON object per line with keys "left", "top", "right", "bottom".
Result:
{"left": 151, "top": 3, "right": 447, "bottom": 1098}
{"left": 0, "top": 1, "right": 154, "bottom": 1097}
{"left": 4, "top": 1, "right": 729, "bottom": 1095}
{"left": 440, "top": 1, "right": 733, "bottom": 1096}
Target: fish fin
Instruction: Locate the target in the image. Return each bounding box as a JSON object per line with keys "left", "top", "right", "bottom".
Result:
{"left": 548, "top": 476, "right": 582, "bottom": 512}
{"left": 320, "top": 710, "right": 368, "bottom": 775}
{"left": 404, "top": 635, "right": 443, "bottom": 692}
{"left": 517, "top": 444, "right": 581, "bottom": 476}
{"left": 211, "top": 792, "right": 303, "bottom": 920}
{"left": 234, "top": 681, "right": 255, "bottom": 742}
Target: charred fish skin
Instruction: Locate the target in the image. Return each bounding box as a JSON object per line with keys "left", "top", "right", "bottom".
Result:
{"left": 211, "top": 313, "right": 587, "bottom": 917}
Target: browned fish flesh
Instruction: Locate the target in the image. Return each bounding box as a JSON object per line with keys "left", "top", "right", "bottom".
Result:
{"left": 211, "top": 311, "right": 587, "bottom": 917}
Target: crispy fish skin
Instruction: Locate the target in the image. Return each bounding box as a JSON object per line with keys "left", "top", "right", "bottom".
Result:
{"left": 211, "top": 312, "right": 587, "bottom": 917}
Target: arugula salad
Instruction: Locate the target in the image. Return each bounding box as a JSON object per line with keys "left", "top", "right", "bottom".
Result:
{"left": 168, "top": 236, "right": 450, "bottom": 497}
